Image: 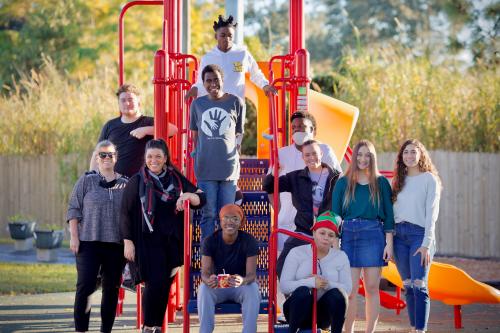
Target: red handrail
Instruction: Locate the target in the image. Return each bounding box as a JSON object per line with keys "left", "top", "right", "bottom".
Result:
{"left": 182, "top": 200, "right": 191, "bottom": 333}
{"left": 269, "top": 229, "right": 318, "bottom": 333}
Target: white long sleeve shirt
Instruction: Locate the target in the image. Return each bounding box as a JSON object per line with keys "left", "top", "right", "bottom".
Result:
{"left": 393, "top": 172, "right": 441, "bottom": 248}
{"left": 193, "top": 45, "right": 269, "bottom": 100}
{"left": 280, "top": 245, "right": 352, "bottom": 299}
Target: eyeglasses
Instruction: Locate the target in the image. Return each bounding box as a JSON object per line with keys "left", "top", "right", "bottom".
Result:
{"left": 98, "top": 152, "right": 116, "bottom": 159}
{"left": 222, "top": 216, "right": 241, "bottom": 223}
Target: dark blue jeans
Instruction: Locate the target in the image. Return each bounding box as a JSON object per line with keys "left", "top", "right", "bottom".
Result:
{"left": 197, "top": 180, "right": 237, "bottom": 241}
{"left": 393, "top": 222, "right": 434, "bottom": 331}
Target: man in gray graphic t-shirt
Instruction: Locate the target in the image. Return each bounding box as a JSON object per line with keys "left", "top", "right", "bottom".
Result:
{"left": 190, "top": 64, "right": 245, "bottom": 241}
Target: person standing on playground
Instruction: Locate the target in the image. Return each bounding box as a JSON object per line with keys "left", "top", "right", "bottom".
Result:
{"left": 263, "top": 139, "right": 341, "bottom": 278}
{"left": 271, "top": 111, "right": 342, "bottom": 251}
{"left": 120, "top": 139, "right": 205, "bottom": 333}
{"left": 91, "top": 84, "right": 177, "bottom": 177}
{"left": 331, "top": 139, "right": 394, "bottom": 333}
{"left": 280, "top": 211, "right": 351, "bottom": 333}
{"left": 392, "top": 139, "right": 441, "bottom": 333}
{"left": 197, "top": 204, "right": 260, "bottom": 333}
{"left": 190, "top": 64, "right": 245, "bottom": 241}
{"left": 67, "top": 140, "right": 128, "bottom": 333}
{"left": 185, "top": 15, "right": 277, "bottom": 102}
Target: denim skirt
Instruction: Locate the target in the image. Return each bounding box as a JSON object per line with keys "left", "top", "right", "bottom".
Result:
{"left": 341, "top": 218, "right": 387, "bottom": 267}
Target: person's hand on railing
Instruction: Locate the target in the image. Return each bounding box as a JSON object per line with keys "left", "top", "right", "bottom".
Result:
{"left": 263, "top": 84, "right": 278, "bottom": 96}
{"left": 184, "top": 86, "right": 198, "bottom": 102}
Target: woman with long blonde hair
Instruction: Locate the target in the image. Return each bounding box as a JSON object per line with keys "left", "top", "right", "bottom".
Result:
{"left": 392, "top": 139, "right": 441, "bottom": 333}
{"left": 332, "top": 140, "right": 394, "bottom": 333}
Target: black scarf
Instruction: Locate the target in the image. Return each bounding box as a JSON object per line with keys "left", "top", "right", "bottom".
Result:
{"left": 138, "top": 166, "right": 183, "bottom": 233}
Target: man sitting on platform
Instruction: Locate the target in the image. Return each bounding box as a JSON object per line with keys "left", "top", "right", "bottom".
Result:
{"left": 197, "top": 204, "right": 260, "bottom": 333}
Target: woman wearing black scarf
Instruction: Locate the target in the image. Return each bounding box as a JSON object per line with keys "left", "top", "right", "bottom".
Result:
{"left": 120, "top": 139, "right": 205, "bottom": 333}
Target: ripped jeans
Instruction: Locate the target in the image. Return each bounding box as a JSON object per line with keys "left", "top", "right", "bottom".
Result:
{"left": 394, "top": 222, "right": 435, "bottom": 331}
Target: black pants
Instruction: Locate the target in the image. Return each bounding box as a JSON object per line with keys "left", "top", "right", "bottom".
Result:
{"left": 283, "top": 286, "right": 347, "bottom": 333}
{"left": 74, "top": 241, "right": 125, "bottom": 333}
{"left": 142, "top": 232, "right": 178, "bottom": 327}
{"left": 277, "top": 237, "right": 308, "bottom": 278}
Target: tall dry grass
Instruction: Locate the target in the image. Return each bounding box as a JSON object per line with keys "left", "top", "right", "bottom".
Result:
{"left": 0, "top": 58, "right": 154, "bottom": 155}
{"left": 332, "top": 47, "right": 499, "bottom": 152}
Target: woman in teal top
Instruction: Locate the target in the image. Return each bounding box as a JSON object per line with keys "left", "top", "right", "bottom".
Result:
{"left": 332, "top": 139, "right": 394, "bottom": 333}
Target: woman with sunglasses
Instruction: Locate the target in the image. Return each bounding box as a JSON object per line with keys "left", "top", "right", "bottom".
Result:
{"left": 67, "top": 140, "right": 128, "bottom": 333}
{"left": 120, "top": 139, "right": 205, "bottom": 333}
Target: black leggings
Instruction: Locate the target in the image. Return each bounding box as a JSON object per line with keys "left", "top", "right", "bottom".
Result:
{"left": 284, "top": 286, "right": 347, "bottom": 333}
{"left": 141, "top": 232, "right": 179, "bottom": 327}
{"left": 74, "top": 241, "right": 125, "bottom": 333}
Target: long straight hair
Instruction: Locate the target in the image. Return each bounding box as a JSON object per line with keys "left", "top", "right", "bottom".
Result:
{"left": 343, "top": 140, "right": 381, "bottom": 209}
{"left": 392, "top": 139, "right": 442, "bottom": 202}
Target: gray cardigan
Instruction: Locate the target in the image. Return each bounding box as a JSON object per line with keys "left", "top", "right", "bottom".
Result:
{"left": 280, "top": 245, "right": 352, "bottom": 299}
{"left": 67, "top": 173, "right": 128, "bottom": 243}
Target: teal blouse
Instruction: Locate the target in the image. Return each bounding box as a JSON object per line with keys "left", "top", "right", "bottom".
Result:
{"left": 332, "top": 176, "right": 394, "bottom": 232}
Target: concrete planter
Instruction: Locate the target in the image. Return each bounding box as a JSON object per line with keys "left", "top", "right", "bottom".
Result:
{"left": 8, "top": 221, "right": 37, "bottom": 251}
{"left": 34, "top": 229, "right": 64, "bottom": 262}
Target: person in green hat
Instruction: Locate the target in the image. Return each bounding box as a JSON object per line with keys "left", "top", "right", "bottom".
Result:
{"left": 279, "top": 210, "right": 352, "bottom": 333}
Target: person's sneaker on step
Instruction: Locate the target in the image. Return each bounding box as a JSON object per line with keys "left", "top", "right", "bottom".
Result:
{"left": 142, "top": 326, "right": 161, "bottom": 333}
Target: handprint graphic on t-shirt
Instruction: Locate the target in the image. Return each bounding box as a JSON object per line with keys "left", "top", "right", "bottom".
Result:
{"left": 201, "top": 107, "right": 231, "bottom": 137}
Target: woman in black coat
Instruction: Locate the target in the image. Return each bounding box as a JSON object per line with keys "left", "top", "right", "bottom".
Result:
{"left": 120, "top": 139, "right": 205, "bottom": 333}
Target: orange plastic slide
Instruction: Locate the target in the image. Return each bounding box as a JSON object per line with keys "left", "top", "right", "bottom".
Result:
{"left": 383, "top": 261, "right": 500, "bottom": 305}
{"left": 245, "top": 63, "right": 359, "bottom": 160}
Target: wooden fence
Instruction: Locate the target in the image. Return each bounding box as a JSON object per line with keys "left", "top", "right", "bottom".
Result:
{"left": 0, "top": 152, "right": 499, "bottom": 258}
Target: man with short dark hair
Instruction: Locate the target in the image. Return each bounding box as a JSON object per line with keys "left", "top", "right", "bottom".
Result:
{"left": 190, "top": 65, "right": 245, "bottom": 241}
{"left": 90, "top": 84, "right": 177, "bottom": 177}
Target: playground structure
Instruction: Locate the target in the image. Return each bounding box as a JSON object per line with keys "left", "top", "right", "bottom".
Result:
{"left": 116, "top": 0, "right": 500, "bottom": 331}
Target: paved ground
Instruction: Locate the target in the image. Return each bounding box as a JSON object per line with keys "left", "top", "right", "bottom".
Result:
{"left": 0, "top": 290, "right": 499, "bottom": 333}
{"left": 0, "top": 243, "right": 499, "bottom": 332}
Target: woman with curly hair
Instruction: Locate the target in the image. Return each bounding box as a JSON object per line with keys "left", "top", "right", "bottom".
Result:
{"left": 332, "top": 140, "right": 394, "bottom": 333}
{"left": 392, "top": 139, "right": 442, "bottom": 333}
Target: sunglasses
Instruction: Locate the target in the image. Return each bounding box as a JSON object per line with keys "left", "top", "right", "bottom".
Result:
{"left": 98, "top": 152, "right": 116, "bottom": 159}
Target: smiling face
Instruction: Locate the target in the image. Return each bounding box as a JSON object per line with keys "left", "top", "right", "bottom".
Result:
{"left": 96, "top": 145, "right": 117, "bottom": 172}
{"left": 118, "top": 92, "right": 141, "bottom": 117}
{"left": 220, "top": 213, "right": 241, "bottom": 237}
{"left": 215, "top": 26, "right": 235, "bottom": 52}
{"left": 145, "top": 148, "right": 167, "bottom": 174}
{"left": 203, "top": 70, "right": 224, "bottom": 99}
{"left": 313, "top": 227, "right": 337, "bottom": 251}
{"left": 402, "top": 143, "right": 421, "bottom": 170}
{"left": 302, "top": 142, "right": 323, "bottom": 170}
{"left": 291, "top": 117, "right": 314, "bottom": 135}
{"left": 356, "top": 145, "right": 371, "bottom": 171}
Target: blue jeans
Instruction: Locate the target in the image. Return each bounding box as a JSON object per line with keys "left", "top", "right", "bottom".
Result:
{"left": 341, "top": 218, "right": 386, "bottom": 267}
{"left": 197, "top": 180, "right": 237, "bottom": 241}
{"left": 197, "top": 282, "right": 260, "bottom": 333}
{"left": 394, "top": 222, "right": 435, "bottom": 331}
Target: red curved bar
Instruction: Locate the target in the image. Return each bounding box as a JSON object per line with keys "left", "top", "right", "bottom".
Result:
{"left": 269, "top": 229, "right": 318, "bottom": 333}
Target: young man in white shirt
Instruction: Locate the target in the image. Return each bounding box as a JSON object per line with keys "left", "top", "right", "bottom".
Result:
{"left": 185, "top": 15, "right": 277, "bottom": 101}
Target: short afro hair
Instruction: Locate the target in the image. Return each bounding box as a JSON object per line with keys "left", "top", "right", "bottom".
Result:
{"left": 290, "top": 111, "right": 317, "bottom": 132}
{"left": 213, "top": 15, "right": 237, "bottom": 32}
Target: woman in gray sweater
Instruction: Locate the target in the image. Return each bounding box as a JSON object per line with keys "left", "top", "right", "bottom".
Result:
{"left": 392, "top": 139, "right": 441, "bottom": 333}
{"left": 280, "top": 211, "right": 352, "bottom": 333}
{"left": 67, "top": 140, "right": 128, "bottom": 333}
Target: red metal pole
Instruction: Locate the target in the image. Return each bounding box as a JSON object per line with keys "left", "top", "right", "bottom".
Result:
{"left": 153, "top": 50, "right": 169, "bottom": 140}
{"left": 454, "top": 305, "right": 463, "bottom": 329}
{"left": 183, "top": 201, "right": 191, "bottom": 333}
{"left": 118, "top": 0, "right": 164, "bottom": 86}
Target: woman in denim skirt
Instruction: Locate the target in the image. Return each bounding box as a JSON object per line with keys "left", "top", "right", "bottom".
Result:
{"left": 392, "top": 139, "right": 441, "bottom": 333}
{"left": 332, "top": 140, "right": 394, "bottom": 333}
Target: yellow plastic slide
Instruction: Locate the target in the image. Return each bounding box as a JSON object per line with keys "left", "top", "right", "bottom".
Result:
{"left": 246, "top": 62, "right": 359, "bottom": 160}
{"left": 383, "top": 261, "right": 500, "bottom": 305}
